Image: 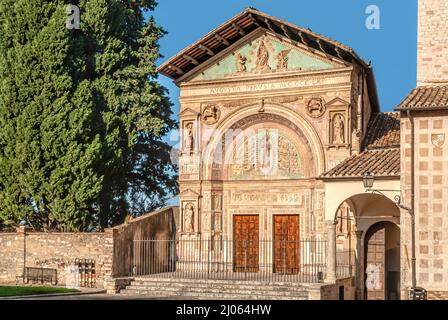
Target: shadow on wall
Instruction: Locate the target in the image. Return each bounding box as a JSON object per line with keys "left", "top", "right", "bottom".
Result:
{"left": 111, "top": 206, "right": 180, "bottom": 278}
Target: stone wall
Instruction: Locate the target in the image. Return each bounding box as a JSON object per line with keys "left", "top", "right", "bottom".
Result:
{"left": 427, "top": 291, "right": 448, "bottom": 300}
{"left": 0, "top": 227, "right": 113, "bottom": 288}
{"left": 0, "top": 206, "right": 179, "bottom": 288}
{"left": 417, "top": 0, "right": 448, "bottom": 86}
{"left": 400, "top": 112, "right": 448, "bottom": 296}
{"left": 112, "top": 206, "right": 179, "bottom": 278}
{"left": 307, "top": 277, "right": 356, "bottom": 300}
{"left": 0, "top": 232, "right": 25, "bottom": 282}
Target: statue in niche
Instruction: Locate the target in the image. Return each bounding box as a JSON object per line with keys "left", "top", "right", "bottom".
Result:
{"left": 184, "top": 203, "right": 195, "bottom": 233}
{"left": 184, "top": 122, "right": 194, "bottom": 152}
{"left": 276, "top": 49, "right": 290, "bottom": 70}
{"left": 213, "top": 194, "right": 222, "bottom": 211}
{"left": 202, "top": 104, "right": 220, "bottom": 125}
{"left": 255, "top": 40, "right": 270, "bottom": 71}
{"left": 236, "top": 53, "right": 247, "bottom": 72}
{"left": 333, "top": 114, "right": 345, "bottom": 144}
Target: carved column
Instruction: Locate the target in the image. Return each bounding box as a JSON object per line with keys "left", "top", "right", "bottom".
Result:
{"left": 325, "top": 220, "right": 337, "bottom": 283}
{"left": 355, "top": 230, "right": 364, "bottom": 300}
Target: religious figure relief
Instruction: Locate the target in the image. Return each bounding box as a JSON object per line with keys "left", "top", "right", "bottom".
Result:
{"left": 183, "top": 203, "right": 195, "bottom": 233}
{"left": 235, "top": 53, "right": 247, "bottom": 72}
{"left": 201, "top": 104, "right": 220, "bottom": 125}
{"left": 213, "top": 212, "right": 222, "bottom": 232}
{"left": 255, "top": 40, "right": 271, "bottom": 71}
{"left": 212, "top": 194, "right": 222, "bottom": 212}
{"left": 276, "top": 49, "right": 291, "bottom": 70}
{"left": 332, "top": 114, "right": 345, "bottom": 145}
{"left": 230, "top": 131, "right": 304, "bottom": 179}
{"left": 278, "top": 135, "right": 302, "bottom": 176}
{"left": 184, "top": 122, "right": 194, "bottom": 153}
{"left": 306, "top": 97, "right": 325, "bottom": 118}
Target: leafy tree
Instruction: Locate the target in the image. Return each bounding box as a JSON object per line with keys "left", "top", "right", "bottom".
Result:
{"left": 0, "top": 0, "right": 177, "bottom": 231}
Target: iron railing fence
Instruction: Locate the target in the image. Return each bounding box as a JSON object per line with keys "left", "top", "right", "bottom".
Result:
{"left": 336, "top": 250, "right": 356, "bottom": 278}
{"left": 131, "top": 239, "right": 328, "bottom": 283}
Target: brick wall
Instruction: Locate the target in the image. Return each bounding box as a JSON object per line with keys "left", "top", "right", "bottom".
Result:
{"left": 417, "top": 0, "right": 448, "bottom": 86}
{"left": 400, "top": 112, "right": 448, "bottom": 296}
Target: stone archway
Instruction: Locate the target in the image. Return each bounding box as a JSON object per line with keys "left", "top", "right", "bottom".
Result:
{"left": 329, "top": 192, "right": 401, "bottom": 300}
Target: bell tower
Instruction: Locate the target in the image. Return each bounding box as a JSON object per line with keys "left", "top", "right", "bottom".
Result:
{"left": 417, "top": 0, "right": 448, "bottom": 86}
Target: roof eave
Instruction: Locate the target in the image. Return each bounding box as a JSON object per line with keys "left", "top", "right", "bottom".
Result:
{"left": 319, "top": 175, "right": 400, "bottom": 182}
{"left": 157, "top": 7, "right": 373, "bottom": 82}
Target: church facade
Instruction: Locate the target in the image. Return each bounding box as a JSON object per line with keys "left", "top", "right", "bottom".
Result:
{"left": 158, "top": 1, "right": 448, "bottom": 300}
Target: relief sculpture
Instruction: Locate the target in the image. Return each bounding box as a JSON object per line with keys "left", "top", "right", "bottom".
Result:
{"left": 276, "top": 49, "right": 291, "bottom": 70}
{"left": 255, "top": 40, "right": 271, "bottom": 71}
{"left": 236, "top": 52, "right": 247, "bottom": 72}
{"left": 202, "top": 104, "right": 220, "bottom": 125}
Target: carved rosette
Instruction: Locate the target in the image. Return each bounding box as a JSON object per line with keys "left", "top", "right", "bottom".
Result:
{"left": 201, "top": 104, "right": 220, "bottom": 125}
{"left": 306, "top": 97, "right": 326, "bottom": 118}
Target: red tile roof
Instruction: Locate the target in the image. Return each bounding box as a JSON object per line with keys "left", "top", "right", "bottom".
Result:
{"left": 396, "top": 85, "right": 448, "bottom": 110}
{"left": 321, "top": 149, "right": 400, "bottom": 178}
{"left": 363, "top": 112, "right": 400, "bottom": 149}
{"left": 321, "top": 111, "right": 401, "bottom": 179}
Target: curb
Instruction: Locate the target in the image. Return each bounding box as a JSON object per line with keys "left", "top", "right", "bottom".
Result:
{"left": 0, "top": 289, "right": 107, "bottom": 300}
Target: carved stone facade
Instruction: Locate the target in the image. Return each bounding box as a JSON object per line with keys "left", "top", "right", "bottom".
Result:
{"left": 174, "top": 28, "right": 375, "bottom": 243}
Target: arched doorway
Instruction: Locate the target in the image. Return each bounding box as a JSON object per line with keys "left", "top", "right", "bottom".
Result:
{"left": 364, "top": 221, "right": 400, "bottom": 300}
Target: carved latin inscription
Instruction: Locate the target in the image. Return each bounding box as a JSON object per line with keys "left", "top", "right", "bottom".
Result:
{"left": 230, "top": 191, "right": 302, "bottom": 205}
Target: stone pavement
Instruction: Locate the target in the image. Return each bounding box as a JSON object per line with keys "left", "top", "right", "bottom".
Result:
{"left": 12, "top": 293, "right": 200, "bottom": 300}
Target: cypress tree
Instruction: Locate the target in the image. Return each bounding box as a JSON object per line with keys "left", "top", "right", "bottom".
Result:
{"left": 0, "top": 0, "right": 177, "bottom": 230}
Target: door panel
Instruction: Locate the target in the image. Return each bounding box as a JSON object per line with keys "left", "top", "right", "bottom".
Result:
{"left": 233, "top": 215, "right": 259, "bottom": 272}
{"left": 273, "top": 215, "right": 300, "bottom": 274}
{"left": 365, "top": 226, "right": 385, "bottom": 300}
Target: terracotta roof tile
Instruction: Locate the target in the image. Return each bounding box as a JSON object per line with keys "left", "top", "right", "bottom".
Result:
{"left": 363, "top": 112, "right": 400, "bottom": 149}
{"left": 397, "top": 85, "right": 448, "bottom": 110}
{"left": 320, "top": 149, "right": 400, "bottom": 178}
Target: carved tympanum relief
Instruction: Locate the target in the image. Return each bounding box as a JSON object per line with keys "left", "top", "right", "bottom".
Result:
{"left": 192, "top": 34, "right": 337, "bottom": 81}
{"left": 230, "top": 129, "right": 304, "bottom": 180}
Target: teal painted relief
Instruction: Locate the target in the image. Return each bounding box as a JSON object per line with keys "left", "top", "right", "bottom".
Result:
{"left": 194, "top": 35, "right": 336, "bottom": 81}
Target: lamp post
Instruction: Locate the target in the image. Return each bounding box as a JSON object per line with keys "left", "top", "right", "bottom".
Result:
{"left": 362, "top": 172, "right": 421, "bottom": 300}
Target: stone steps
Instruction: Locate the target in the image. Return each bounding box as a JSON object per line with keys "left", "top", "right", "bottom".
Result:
{"left": 129, "top": 281, "right": 308, "bottom": 292}
{"left": 119, "top": 277, "right": 311, "bottom": 300}
{"left": 120, "top": 289, "right": 306, "bottom": 300}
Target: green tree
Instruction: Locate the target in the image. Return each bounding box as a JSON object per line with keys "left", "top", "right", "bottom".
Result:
{"left": 0, "top": 0, "right": 177, "bottom": 231}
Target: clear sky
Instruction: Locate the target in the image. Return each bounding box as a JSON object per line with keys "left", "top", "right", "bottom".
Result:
{"left": 151, "top": 0, "right": 418, "bottom": 115}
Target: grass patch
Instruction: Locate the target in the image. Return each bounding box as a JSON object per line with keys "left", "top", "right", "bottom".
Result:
{"left": 0, "top": 286, "right": 80, "bottom": 297}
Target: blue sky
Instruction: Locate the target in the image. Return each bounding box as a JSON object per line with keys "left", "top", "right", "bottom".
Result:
{"left": 151, "top": 0, "right": 418, "bottom": 114}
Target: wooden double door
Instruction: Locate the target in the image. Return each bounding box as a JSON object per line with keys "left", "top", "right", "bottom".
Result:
{"left": 233, "top": 215, "right": 300, "bottom": 274}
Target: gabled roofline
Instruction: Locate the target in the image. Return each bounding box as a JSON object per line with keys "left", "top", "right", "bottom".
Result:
{"left": 157, "top": 7, "right": 371, "bottom": 79}
{"left": 157, "top": 7, "right": 380, "bottom": 113}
